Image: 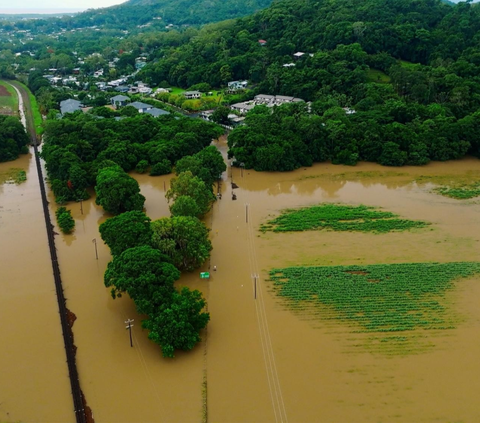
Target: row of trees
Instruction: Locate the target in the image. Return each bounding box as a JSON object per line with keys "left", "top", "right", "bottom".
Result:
{"left": 97, "top": 146, "right": 225, "bottom": 357}
{"left": 227, "top": 99, "right": 480, "bottom": 170}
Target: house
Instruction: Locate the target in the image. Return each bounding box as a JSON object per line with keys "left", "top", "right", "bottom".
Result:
{"left": 258, "top": 39, "right": 267, "bottom": 46}
{"left": 145, "top": 107, "right": 170, "bottom": 118}
{"left": 114, "top": 85, "right": 130, "bottom": 93}
{"left": 183, "top": 91, "right": 201, "bottom": 99}
{"left": 111, "top": 95, "right": 130, "bottom": 108}
{"left": 129, "top": 101, "right": 153, "bottom": 113}
{"left": 283, "top": 63, "right": 295, "bottom": 68}
{"left": 60, "top": 99, "right": 83, "bottom": 115}
{"left": 274, "top": 95, "right": 304, "bottom": 104}
{"left": 230, "top": 101, "right": 256, "bottom": 114}
{"left": 293, "top": 52, "right": 314, "bottom": 59}
{"left": 228, "top": 80, "right": 248, "bottom": 90}
{"left": 254, "top": 94, "right": 275, "bottom": 104}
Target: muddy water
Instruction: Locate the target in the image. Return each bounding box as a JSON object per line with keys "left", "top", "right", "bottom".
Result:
{"left": 0, "top": 150, "right": 74, "bottom": 423}
{"left": 3, "top": 138, "right": 480, "bottom": 422}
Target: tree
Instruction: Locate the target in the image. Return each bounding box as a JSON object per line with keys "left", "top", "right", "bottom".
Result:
{"left": 95, "top": 165, "right": 145, "bottom": 214}
{"left": 175, "top": 146, "right": 226, "bottom": 187}
{"left": 169, "top": 195, "right": 202, "bottom": 218}
{"left": 166, "top": 171, "right": 215, "bottom": 218}
{"left": 151, "top": 216, "right": 212, "bottom": 271}
{"left": 142, "top": 287, "right": 210, "bottom": 358}
{"left": 55, "top": 207, "right": 75, "bottom": 234}
{"left": 0, "top": 116, "right": 29, "bottom": 162}
{"left": 104, "top": 245, "right": 179, "bottom": 308}
{"left": 99, "top": 211, "right": 152, "bottom": 256}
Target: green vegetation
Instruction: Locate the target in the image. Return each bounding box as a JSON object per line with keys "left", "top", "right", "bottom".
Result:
{"left": 15, "top": 81, "right": 43, "bottom": 135}
{"left": 260, "top": 204, "right": 429, "bottom": 233}
{"left": 270, "top": 262, "right": 480, "bottom": 334}
{"left": 0, "top": 168, "right": 26, "bottom": 185}
{"left": 95, "top": 165, "right": 145, "bottom": 215}
{"left": 55, "top": 206, "right": 75, "bottom": 234}
{"left": 151, "top": 216, "right": 212, "bottom": 271}
{"left": 0, "top": 115, "right": 29, "bottom": 162}
{"left": 435, "top": 183, "right": 480, "bottom": 199}
{"left": 99, "top": 211, "right": 152, "bottom": 256}
{"left": 166, "top": 171, "right": 216, "bottom": 218}
{"left": 0, "top": 80, "right": 18, "bottom": 113}
{"left": 41, "top": 112, "right": 222, "bottom": 204}
{"left": 366, "top": 68, "right": 391, "bottom": 83}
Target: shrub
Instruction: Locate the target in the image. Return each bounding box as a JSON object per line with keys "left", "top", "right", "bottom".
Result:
{"left": 56, "top": 207, "right": 75, "bottom": 234}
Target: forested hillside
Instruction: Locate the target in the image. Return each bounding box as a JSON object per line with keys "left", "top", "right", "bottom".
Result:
{"left": 134, "top": 0, "right": 480, "bottom": 169}
{"left": 57, "top": 0, "right": 274, "bottom": 29}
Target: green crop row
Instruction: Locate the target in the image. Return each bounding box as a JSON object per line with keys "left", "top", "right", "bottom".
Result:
{"left": 260, "top": 203, "right": 429, "bottom": 233}
{"left": 269, "top": 262, "right": 480, "bottom": 334}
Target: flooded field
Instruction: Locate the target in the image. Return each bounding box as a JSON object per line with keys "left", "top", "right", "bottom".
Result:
{"left": 2, "top": 137, "right": 480, "bottom": 422}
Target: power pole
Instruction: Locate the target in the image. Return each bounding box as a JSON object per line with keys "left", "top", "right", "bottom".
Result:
{"left": 92, "top": 238, "right": 98, "bottom": 260}
{"left": 125, "top": 319, "right": 134, "bottom": 347}
{"left": 245, "top": 203, "right": 249, "bottom": 223}
{"left": 252, "top": 274, "right": 258, "bottom": 299}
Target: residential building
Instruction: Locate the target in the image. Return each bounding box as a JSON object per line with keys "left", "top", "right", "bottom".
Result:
{"left": 145, "top": 107, "right": 170, "bottom": 118}
{"left": 227, "top": 80, "right": 248, "bottom": 90}
{"left": 60, "top": 99, "right": 83, "bottom": 115}
{"left": 230, "top": 101, "right": 256, "bottom": 114}
{"left": 129, "top": 101, "right": 153, "bottom": 113}
{"left": 183, "top": 91, "right": 201, "bottom": 99}
{"left": 111, "top": 95, "right": 130, "bottom": 108}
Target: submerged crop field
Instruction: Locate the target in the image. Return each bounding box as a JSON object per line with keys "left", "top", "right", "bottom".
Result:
{"left": 270, "top": 262, "right": 480, "bottom": 336}
{"left": 260, "top": 204, "right": 429, "bottom": 233}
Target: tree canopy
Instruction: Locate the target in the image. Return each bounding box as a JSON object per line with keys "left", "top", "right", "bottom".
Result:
{"left": 99, "top": 210, "right": 153, "bottom": 256}
{"left": 0, "top": 115, "right": 29, "bottom": 163}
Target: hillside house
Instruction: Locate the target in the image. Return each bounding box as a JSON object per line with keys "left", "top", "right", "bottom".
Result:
{"left": 60, "top": 99, "right": 83, "bottom": 115}
{"left": 183, "top": 91, "right": 201, "bottom": 99}
{"left": 129, "top": 101, "right": 153, "bottom": 113}
{"left": 111, "top": 95, "right": 130, "bottom": 108}
{"left": 145, "top": 107, "right": 170, "bottom": 117}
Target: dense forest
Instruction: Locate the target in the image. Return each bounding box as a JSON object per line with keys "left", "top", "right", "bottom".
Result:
{"left": 135, "top": 0, "right": 480, "bottom": 169}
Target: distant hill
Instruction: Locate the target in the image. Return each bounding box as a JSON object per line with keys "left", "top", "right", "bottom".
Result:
{"left": 66, "top": 0, "right": 274, "bottom": 28}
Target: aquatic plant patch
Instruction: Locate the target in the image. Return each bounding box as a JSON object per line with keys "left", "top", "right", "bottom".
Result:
{"left": 270, "top": 262, "right": 480, "bottom": 334}
{"left": 260, "top": 204, "right": 428, "bottom": 233}
{"left": 435, "top": 184, "right": 480, "bottom": 199}
{"left": 0, "top": 168, "right": 26, "bottom": 185}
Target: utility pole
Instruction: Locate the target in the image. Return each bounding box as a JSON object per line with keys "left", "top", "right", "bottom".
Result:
{"left": 252, "top": 274, "right": 258, "bottom": 299}
{"left": 245, "top": 203, "right": 249, "bottom": 223}
{"left": 125, "top": 319, "right": 134, "bottom": 347}
{"left": 80, "top": 200, "right": 83, "bottom": 215}
{"left": 92, "top": 238, "right": 98, "bottom": 260}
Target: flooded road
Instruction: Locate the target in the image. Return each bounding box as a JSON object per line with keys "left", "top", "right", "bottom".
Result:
{"left": 2, "top": 134, "right": 480, "bottom": 422}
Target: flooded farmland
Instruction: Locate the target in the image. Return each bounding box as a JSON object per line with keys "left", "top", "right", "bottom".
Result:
{"left": 2, "top": 138, "right": 480, "bottom": 422}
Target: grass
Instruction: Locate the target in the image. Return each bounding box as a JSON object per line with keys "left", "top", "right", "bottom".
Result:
{"left": 14, "top": 81, "right": 43, "bottom": 135}
{"left": 260, "top": 204, "right": 429, "bottom": 233}
{"left": 435, "top": 183, "right": 480, "bottom": 199}
{"left": 0, "top": 80, "right": 18, "bottom": 113}
{"left": 366, "top": 68, "right": 391, "bottom": 84}
{"left": 270, "top": 262, "right": 480, "bottom": 334}
{"left": 398, "top": 59, "right": 418, "bottom": 69}
{"left": 0, "top": 168, "right": 27, "bottom": 185}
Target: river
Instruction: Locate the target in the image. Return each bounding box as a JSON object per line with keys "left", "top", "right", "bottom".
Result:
{"left": 1, "top": 135, "right": 480, "bottom": 422}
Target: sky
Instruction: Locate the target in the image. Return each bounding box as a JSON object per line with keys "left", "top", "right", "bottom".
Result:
{"left": 0, "top": 0, "right": 127, "bottom": 13}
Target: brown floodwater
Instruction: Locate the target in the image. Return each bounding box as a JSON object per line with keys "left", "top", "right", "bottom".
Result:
{"left": 2, "top": 137, "right": 480, "bottom": 422}
{"left": 0, "top": 149, "right": 74, "bottom": 423}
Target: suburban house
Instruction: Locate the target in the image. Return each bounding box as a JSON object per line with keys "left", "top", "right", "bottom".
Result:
{"left": 228, "top": 80, "right": 248, "bottom": 90}
{"left": 60, "top": 99, "right": 83, "bottom": 115}
{"left": 231, "top": 94, "right": 305, "bottom": 115}
{"left": 145, "top": 107, "right": 170, "bottom": 117}
{"left": 129, "top": 101, "right": 153, "bottom": 113}
{"left": 230, "top": 101, "right": 256, "bottom": 114}
{"left": 114, "top": 86, "right": 130, "bottom": 93}
{"left": 111, "top": 95, "right": 130, "bottom": 108}
{"left": 258, "top": 39, "right": 267, "bottom": 46}
{"left": 254, "top": 94, "right": 304, "bottom": 105}
{"left": 183, "top": 91, "right": 201, "bottom": 99}
{"left": 293, "top": 52, "right": 314, "bottom": 59}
